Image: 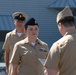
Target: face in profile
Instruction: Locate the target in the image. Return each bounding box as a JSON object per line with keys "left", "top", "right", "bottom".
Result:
{"left": 58, "top": 23, "right": 64, "bottom": 36}
{"left": 26, "top": 25, "right": 39, "bottom": 39}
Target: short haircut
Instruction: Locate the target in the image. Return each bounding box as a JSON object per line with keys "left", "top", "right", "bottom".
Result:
{"left": 58, "top": 16, "right": 75, "bottom": 27}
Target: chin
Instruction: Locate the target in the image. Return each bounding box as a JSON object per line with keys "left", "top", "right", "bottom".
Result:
{"left": 32, "top": 36, "right": 37, "bottom": 39}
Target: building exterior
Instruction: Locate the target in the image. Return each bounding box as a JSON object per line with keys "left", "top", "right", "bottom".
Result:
{"left": 0, "top": 0, "right": 76, "bottom": 74}
{"left": 0, "top": 0, "right": 76, "bottom": 61}
{"left": 0, "top": 0, "right": 61, "bottom": 49}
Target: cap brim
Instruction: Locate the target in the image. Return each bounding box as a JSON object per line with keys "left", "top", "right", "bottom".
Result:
{"left": 12, "top": 12, "right": 28, "bottom": 19}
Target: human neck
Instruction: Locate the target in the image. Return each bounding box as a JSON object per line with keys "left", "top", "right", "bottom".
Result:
{"left": 28, "top": 38, "right": 37, "bottom": 43}
{"left": 66, "top": 26, "right": 75, "bottom": 31}
{"left": 16, "top": 28, "right": 24, "bottom": 33}
{"left": 63, "top": 26, "right": 75, "bottom": 36}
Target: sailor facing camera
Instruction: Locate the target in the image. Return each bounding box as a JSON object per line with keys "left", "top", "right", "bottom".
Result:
{"left": 10, "top": 18, "right": 49, "bottom": 75}
{"left": 3, "top": 12, "right": 28, "bottom": 75}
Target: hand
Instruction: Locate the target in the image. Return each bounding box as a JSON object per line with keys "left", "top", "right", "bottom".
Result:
{"left": 44, "top": 67, "right": 48, "bottom": 75}
{"left": 6, "top": 67, "right": 9, "bottom": 74}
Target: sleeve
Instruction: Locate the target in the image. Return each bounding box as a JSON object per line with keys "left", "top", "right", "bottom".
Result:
{"left": 44, "top": 43, "right": 60, "bottom": 70}
{"left": 46, "top": 44, "right": 49, "bottom": 52}
{"left": 2, "top": 33, "right": 10, "bottom": 51}
{"left": 45, "top": 44, "right": 49, "bottom": 58}
{"left": 10, "top": 43, "right": 20, "bottom": 64}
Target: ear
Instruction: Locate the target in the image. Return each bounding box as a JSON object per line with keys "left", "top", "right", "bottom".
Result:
{"left": 58, "top": 23, "right": 63, "bottom": 29}
{"left": 14, "top": 20, "right": 15, "bottom": 25}
{"left": 24, "top": 29, "right": 26, "bottom": 33}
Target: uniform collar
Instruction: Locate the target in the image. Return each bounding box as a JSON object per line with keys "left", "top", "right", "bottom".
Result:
{"left": 11, "top": 29, "right": 25, "bottom": 36}
{"left": 11, "top": 29, "right": 17, "bottom": 35}
{"left": 64, "top": 29, "right": 76, "bottom": 36}
{"left": 24, "top": 37, "right": 43, "bottom": 45}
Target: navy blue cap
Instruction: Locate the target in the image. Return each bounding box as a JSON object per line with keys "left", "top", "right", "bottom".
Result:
{"left": 25, "top": 18, "right": 39, "bottom": 29}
